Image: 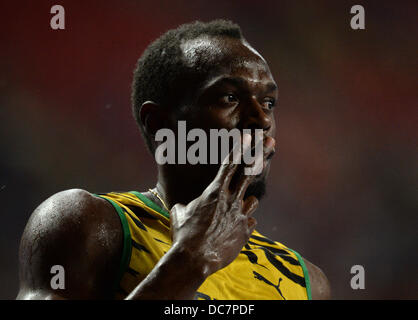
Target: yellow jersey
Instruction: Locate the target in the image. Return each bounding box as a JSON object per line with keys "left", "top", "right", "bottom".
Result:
{"left": 94, "top": 191, "right": 312, "bottom": 300}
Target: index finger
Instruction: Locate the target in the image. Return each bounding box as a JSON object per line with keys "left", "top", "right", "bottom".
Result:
{"left": 214, "top": 133, "right": 252, "bottom": 188}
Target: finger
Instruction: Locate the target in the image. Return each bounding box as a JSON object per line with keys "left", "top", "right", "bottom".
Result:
{"left": 247, "top": 217, "right": 257, "bottom": 235}
{"left": 214, "top": 133, "right": 251, "bottom": 188}
{"left": 242, "top": 196, "right": 259, "bottom": 216}
{"left": 235, "top": 137, "right": 275, "bottom": 200}
{"left": 236, "top": 173, "right": 256, "bottom": 200}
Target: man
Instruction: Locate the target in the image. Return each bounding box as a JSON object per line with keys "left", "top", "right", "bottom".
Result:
{"left": 17, "top": 20, "right": 330, "bottom": 300}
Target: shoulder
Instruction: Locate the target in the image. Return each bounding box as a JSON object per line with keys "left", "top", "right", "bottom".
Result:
{"left": 302, "top": 257, "right": 331, "bottom": 300}
{"left": 26, "top": 188, "right": 111, "bottom": 219}
{"left": 18, "top": 189, "right": 123, "bottom": 299}
{"left": 22, "top": 188, "right": 121, "bottom": 242}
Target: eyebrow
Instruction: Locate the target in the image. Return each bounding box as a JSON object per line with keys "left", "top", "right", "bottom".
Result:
{"left": 199, "top": 76, "right": 278, "bottom": 94}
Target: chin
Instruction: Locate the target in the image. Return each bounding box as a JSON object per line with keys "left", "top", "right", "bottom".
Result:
{"left": 244, "top": 176, "right": 267, "bottom": 201}
{"left": 244, "top": 162, "right": 271, "bottom": 200}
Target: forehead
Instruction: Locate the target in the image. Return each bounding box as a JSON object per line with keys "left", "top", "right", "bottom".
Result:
{"left": 180, "top": 36, "right": 274, "bottom": 85}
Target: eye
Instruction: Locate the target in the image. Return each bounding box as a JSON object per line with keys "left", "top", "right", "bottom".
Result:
{"left": 262, "top": 98, "right": 276, "bottom": 110}
{"left": 220, "top": 94, "right": 239, "bottom": 105}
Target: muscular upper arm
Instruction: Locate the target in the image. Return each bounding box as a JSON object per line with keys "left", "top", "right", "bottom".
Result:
{"left": 303, "top": 258, "right": 331, "bottom": 300}
{"left": 16, "top": 189, "right": 123, "bottom": 300}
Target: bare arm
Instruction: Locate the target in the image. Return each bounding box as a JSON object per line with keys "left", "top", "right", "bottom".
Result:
{"left": 16, "top": 188, "right": 209, "bottom": 300}
{"left": 303, "top": 258, "right": 331, "bottom": 300}
{"left": 17, "top": 189, "right": 123, "bottom": 299}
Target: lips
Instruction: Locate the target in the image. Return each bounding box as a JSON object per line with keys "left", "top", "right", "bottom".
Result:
{"left": 266, "top": 149, "right": 275, "bottom": 160}
{"left": 247, "top": 140, "right": 275, "bottom": 162}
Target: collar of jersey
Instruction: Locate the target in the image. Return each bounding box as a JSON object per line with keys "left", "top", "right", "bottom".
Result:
{"left": 129, "top": 191, "right": 170, "bottom": 219}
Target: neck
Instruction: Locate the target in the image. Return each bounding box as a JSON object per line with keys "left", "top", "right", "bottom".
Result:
{"left": 155, "top": 164, "right": 218, "bottom": 209}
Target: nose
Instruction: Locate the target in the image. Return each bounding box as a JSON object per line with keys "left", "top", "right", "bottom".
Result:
{"left": 241, "top": 96, "right": 272, "bottom": 132}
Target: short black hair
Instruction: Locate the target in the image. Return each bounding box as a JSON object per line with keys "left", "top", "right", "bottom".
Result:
{"left": 131, "top": 19, "right": 243, "bottom": 152}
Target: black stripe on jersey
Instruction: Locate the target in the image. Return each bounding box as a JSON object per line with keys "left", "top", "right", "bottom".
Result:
{"left": 275, "top": 253, "right": 300, "bottom": 266}
{"left": 195, "top": 292, "right": 213, "bottom": 300}
{"left": 240, "top": 250, "right": 268, "bottom": 269}
{"left": 132, "top": 239, "right": 150, "bottom": 253}
{"left": 124, "top": 210, "right": 147, "bottom": 231}
{"left": 154, "top": 238, "right": 170, "bottom": 245}
{"left": 257, "top": 246, "right": 306, "bottom": 287}
{"left": 127, "top": 267, "right": 139, "bottom": 276}
{"left": 250, "top": 235, "right": 278, "bottom": 245}
{"left": 125, "top": 204, "right": 158, "bottom": 220}
{"left": 248, "top": 241, "right": 289, "bottom": 255}
{"left": 248, "top": 241, "right": 300, "bottom": 266}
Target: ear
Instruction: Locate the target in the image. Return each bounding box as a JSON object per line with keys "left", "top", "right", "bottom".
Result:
{"left": 139, "top": 101, "right": 168, "bottom": 137}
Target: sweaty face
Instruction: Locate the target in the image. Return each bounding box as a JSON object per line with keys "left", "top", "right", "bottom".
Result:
{"left": 179, "top": 36, "right": 278, "bottom": 200}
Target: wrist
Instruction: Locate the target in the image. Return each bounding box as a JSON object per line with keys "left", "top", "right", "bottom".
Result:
{"left": 170, "top": 241, "right": 213, "bottom": 281}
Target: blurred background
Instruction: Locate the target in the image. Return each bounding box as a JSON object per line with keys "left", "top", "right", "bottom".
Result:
{"left": 0, "top": 0, "right": 417, "bottom": 299}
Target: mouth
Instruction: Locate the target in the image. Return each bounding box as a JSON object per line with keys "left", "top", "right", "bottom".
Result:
{"left": 248, "top": 142, "right": 275, "bottom": 158}
{"left": 251, "top": 150, "right": 275, "bottom": 179}
{"left": 245, "top": 142, "right": 275, "bottom": 174}
{"left": 266, "top": 149, "right": 275, "bottom": 161}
